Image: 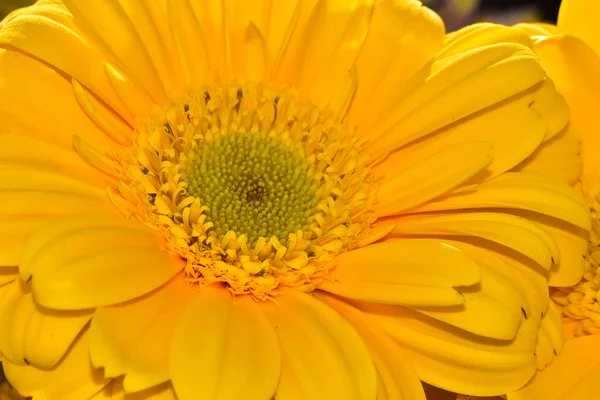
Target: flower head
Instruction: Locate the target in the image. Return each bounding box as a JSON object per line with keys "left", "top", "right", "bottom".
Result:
{"left": 0, "top": 0, "right": 590, "bottom": 399}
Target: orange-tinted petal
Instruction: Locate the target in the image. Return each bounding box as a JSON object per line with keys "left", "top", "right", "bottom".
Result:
{"left": 263, "top": 289, "right": 377, "bottom": 400}
{"left": 2, "top": 328, "right": 109, "bottom": 400}
{"left": 170, "top": 285, "right": 280, "bottom": 400}
{"left": 90, "top": 274, "right": 194, "bottom": 392}
{"left": 508, "top": 335, "right": 600, "bottom": 400}
{"left": 21, "top": 213, "right": 184, "bottom": 309}
{"left": 0, "top": 279, "right": 92, "bottom": 370}
{"left": 319, "top": 239, "right": 480, "bottom": 306}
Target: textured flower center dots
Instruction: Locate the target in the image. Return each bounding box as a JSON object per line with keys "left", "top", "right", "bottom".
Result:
{"left": 182, "top": 132, "right": 319, "bottom": 245}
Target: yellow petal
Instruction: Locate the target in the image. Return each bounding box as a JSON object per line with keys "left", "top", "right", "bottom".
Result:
{"left": 0, "top": 218, "right": 52, "bottom": 267}
{"left": 361, "top": 301, "right": 539, "bottom": 396}
{"left": 386, "top": 212, "right": 560, "bottom": 270}
{"left": 21, "top": 213, "right": 185, "bottom": 309}
{"left": 535, "top": 303, "right": 564, "bottom": 370}
{"left": 262, "top": 289, "right": 377, "bottom": 400}
{"left": 508, "top": 335, "right": 600, "bottom": 400}
{"left": 2, "top": 328, "right": 110, "bottom": 400}
{"left": 170, "top": 285, "right": 280, "bottom": 400}
{"left": 90, "top": 274, "right": 193, "bottom": 392}
{"left": 166, "top": 0, "right": 211, "bottom": 88}
{"left": 61, "top": 0, "right": 166, "bottom": 105}
{"left": 531, "top": 34, "right": 600, "bottom": 183}
{"left": 529, "top": 214, "right": 588, "bottom": 287}
{"left": 515, "top": 124, "right": 582, "bottom": 185}
{"left": 0, "top": 48, "right": 121, "bottom": 153}
{"left": 366, "top": 43, "right": 545, "bottom": 160}
{"left": 415, "top": 239, "right": 549, "bottom": 341}
{"left": 318, "top": 239, "right": 480, "bottom": 306}
{"left": 93, "top": 380, "right": 176, "bottom": 400}
{"left": 0, "top": 279, "right": 92, "bottom": 369}
{"left": 113, "top": 0, "right": 185, "bottom": 98}
{"left": 0, "top": 14, "right": 133, "bottom": 124}
{"left": 286, "top": 0, "right": 373, "bottom": 111}
{"left": 223, "top": 0, "right": 272, "bottom": 79}
{"left": 375, "top": 142, "right": 493, "bottom": 217}
{"left": 442, "top": 23, "right": 532, "bottom": 58}
{"left": 413, "top": 172, "right": 591, "bottom": 231}
{"left": 558, "top": 0, "right": 600, "bottom": 57}
{"left": 315, "top": 292, "right": 427, "bottom": 400}
{"left": 350, "top": 0, "right": 444, "bottom": 130}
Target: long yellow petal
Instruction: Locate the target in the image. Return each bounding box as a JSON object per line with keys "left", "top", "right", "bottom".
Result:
{"left": 350, "top": 0, "right": 444, "bottom": 131}
{"left": 316, "top": 292, "right": 427, "bottom": 400}
{"left": 170, "top": 285, "right": 280, "bottom": 400}
{"left": 412, "top": 172, "right": 591, "bottom": 230}
{"left": 386, "top": 212, "right": 560, "bottom": 270}
{"left": 366, "top": 43, "right": 545, "bottom": 160}
{"left": 376, "top": 142, "right": 493, "bottom": 217}
{"left": 61, "top": 0, "right": 166, "bottom": 105}
{"left": 318, "top": 239, "right": 480, "bottom": 306}
{"left": 262, "top": 289, "right": 377, "bottom": 400}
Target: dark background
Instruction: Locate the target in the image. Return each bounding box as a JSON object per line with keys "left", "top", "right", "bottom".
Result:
{"left": 481, "top": 0, "right": 561, "bottom": 22}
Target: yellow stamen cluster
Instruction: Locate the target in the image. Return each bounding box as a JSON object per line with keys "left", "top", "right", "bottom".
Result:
{"left": 112, "top": 83, "right": 376, "bottom": 299}
{"left": 553, "top": 187, "right": 600, "bottom": 336}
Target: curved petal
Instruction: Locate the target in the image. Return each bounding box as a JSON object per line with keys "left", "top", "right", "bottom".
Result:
{"left": 386, "top": 212, "right": 560, "bottom": 270}
{"left": 532, "top": 34, "right": 600, "bottom": 183}
{"left": 350, "top": 0, "right": 444, "bottom": 130}
{"left": 558, "top": 0, "right": 600, "bottom": 57}
{"left": 361, "top": 301, "right": 539, "bottom": 396}
{"left": 442, "top": 23, "right": 532, "bottom": 57}
{"left": 365, "top": 43, "right": 546, "bottom": 160}
{"left": 2, "top": 328, "right": 110, "bottom": 400}
{"left": 21, "top": 213, "right": 185, "bottom": 309}
{"left": 318, "top": 239, "right": 480, "bottom": 306}
{"left": 170, "top": 285, "right": 280, "bottom": 400}
{"left": 508, "top": 335, "right": 600, "bottom": 400}
{"left": 411, "top": 172, "right": 591, "bottom": 231}
{"left": 0, "top": 279, "right": 92, "bottom": 370}
{"left": 90, "top": 274, "right": 194, "bottom": 393}
{"left": 315, "top": 292, "right": 427, "bottom": 400}
{"left": 262, "top": 289, "right": 377, "bottom": 400}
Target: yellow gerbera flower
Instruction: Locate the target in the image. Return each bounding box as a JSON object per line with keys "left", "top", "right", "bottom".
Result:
{"left": 0, "top": 1, "right": 590, "bottom": 399}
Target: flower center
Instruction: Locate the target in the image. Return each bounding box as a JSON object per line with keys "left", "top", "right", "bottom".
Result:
{"left": 182, "top": 131, "right": 318, "bottom": 245}
{"left": 112, "top": 83, "right": 377, "bottom": 299}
